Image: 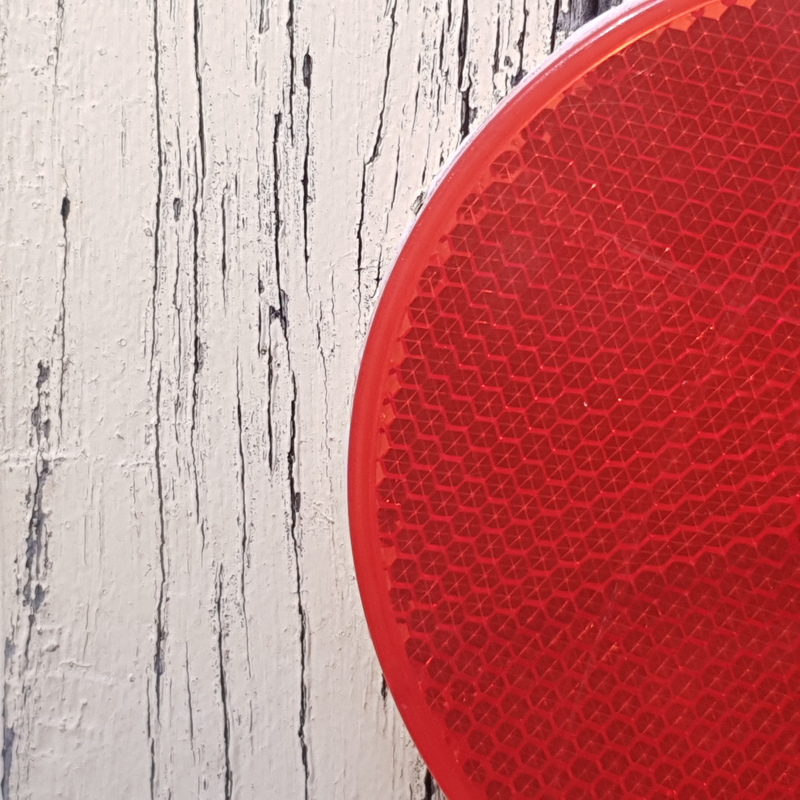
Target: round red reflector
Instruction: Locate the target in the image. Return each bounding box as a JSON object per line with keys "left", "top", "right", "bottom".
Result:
{"left": 349, "top": 0, "right": 800, "bottom": 797}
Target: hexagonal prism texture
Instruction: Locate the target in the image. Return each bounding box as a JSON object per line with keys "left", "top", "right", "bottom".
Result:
{"left": 366, "top": 0, "right": 800, "bottom": 797}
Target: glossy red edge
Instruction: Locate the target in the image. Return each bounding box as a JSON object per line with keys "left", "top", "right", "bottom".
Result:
{"left": 348, "top": 0, "right": 711, "bottom": 796}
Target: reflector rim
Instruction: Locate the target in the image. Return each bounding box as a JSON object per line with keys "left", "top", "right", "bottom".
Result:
{"left": 349, "top": 1, "right": 715, "bottom": 796}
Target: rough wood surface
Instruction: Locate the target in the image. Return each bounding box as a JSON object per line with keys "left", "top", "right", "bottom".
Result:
{"left": 0, "top": 0, "right": 617, "bottom": 796}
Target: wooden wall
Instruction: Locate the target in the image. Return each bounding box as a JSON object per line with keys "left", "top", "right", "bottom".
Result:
{"left": 0, "top": 0, "right": 617, "bottom": 796}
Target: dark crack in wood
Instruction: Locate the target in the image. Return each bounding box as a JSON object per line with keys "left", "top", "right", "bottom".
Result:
{"left": 191, "top": 146, "right": 202, "bottom": 527}
{"left": 153, "top": 368, "right": 167, "bottom": 714}
{"left": 235, "top": 356, "right": 253, "bottom": 675}
{"left": 512, "top": 0, "right": 529, "bottom": 86}
{"left": 356, "top": 0, "right": 397, "bottom": 307}
{"left": 215, "top": 568, "right": 233, "bottom": 800}
{"left": 1, "top": 634, "right": 14, "bottom": 800}
{"left": 287, "top": 0, "right": 297, "bottom": 138}
{"left": 287, "top": 373, "right": 310, "bottom": 800}
{"left": 150, "top": 0, "right": 164, "bottom": 380}
{"left": 193, "top": 0, "right": 207, "bottom": 183}
{"left": 457, "top": 0, "right": 473, "bottom": 140}
{"left": 302, "top": 51, "right": 312, "bottom": 298}
{"left": 23, "top": 361, "right": 52, "bottom": 668}
{"left": 423, "top": 768, "right": 437, "bottom": 800}
{"left": 57, "top": 195, "right": 69, "bottom": 434}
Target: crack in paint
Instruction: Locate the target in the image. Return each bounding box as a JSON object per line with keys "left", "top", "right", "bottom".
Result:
{"left": 191, "top": 146, "right": 203, "bottom": 531}
{"left": 57, "top": 195, "right": 69, "bottom": 435}
{"left": 263, "top": 109, "right": 309, "bottom": 794}
{"left": 369, "top": 0, "right": 397, "bottom": 167}
{"left": 457, "top": 0, "right": 473, "bottom": 141}
{"left": 220, "top": 186, "right": 228, "bottom": 306}
{"left": 302, "top": 51, "right": 312, "bottom": 299}
{"left": 286, "top": 0, "right": 297, "bottom": 138}
{"left": 53, "top": 0, "right": 65, "bottom": 99}
{"left": 193, "top": 0, "right": 206, "bottom": 183}
{"left": 550, "top": 0, "right": 561, "bottom": 52}
{"left": 512, "top": 0, "right": 529, "bottom": 86}
{"left": 551, "top": 0, "right": 601, "bottom": 52}
{"left": 216, "top": 567, "right": 233, "bottom": 800}
{"left": 184, "top": 643, "right": 195, "bottom": 760}
{"left": 355, "top": 162, "right": 368, "bottom": 313}
{"left": 150, "top": 0, "right": 164, "bottom": 382}
{"left": 153, "top": 368, "right": 167, "bottom": 716}
{"left": 355, "top": 0, "right": 398, "bottom": 311}
{"left": 235, "top": 356, "right": 253, "bottom": 676}
{"left": 266, "top": 113, "right": 288, "bottom": 471}
{"left": 23, "top": 362, "right": 52, "bottom": 670}
{"left": 423, "top": 768, "right": 437, "bottom": 800}
{"left": 257, "top": 0, "right": 269, "bottom": 33}
{"left": 146, "top": 677, "right": 156, "bottom": 800}
{"left": 286, "top": 372, "right": 310, "bottom": 800}
{"left": 492, "top": 16, "right": 501, "bottom": 77}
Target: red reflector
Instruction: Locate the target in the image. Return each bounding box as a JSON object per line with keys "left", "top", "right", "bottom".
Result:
{"left": 349, "top": 0, "right": 800, "bottom": 797}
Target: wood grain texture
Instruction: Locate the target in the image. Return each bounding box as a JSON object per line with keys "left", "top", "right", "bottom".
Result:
{"left": 0, "top": 0, "right": 618, "bottom": 796}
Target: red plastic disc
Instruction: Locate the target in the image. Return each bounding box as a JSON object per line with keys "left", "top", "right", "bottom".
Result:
{"left": 349, "top": 1, "right": 800, "bottom": 797}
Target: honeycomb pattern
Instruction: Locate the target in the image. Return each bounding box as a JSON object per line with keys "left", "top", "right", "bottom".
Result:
{"left": 363, "top": 0, "right": 800, "bottom": 797}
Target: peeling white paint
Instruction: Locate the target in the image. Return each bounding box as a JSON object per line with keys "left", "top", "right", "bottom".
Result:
{"left": 0, "top": 0, "right": 613, "bottom": 797}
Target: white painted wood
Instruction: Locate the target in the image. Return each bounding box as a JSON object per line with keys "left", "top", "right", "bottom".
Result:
{"left": 0, "top": 0, "right": 615, "bottom": 796}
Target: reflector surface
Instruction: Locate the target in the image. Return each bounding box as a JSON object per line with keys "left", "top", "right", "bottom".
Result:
{"left": 349, "top": 1, "right": 800, "bottom": 797}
